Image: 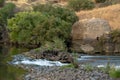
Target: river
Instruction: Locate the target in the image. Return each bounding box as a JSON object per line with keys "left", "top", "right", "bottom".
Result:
{"left": 0, "top": 45, "right": 120, "bottom": 80}
{"left": 78, "top": 55, "right": 120, "bottom": 68}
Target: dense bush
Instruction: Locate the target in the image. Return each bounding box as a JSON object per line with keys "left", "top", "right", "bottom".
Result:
{"left": 67, "top": 0, "right": 95, "bottom": 11}
{"left": 95, "top": 0, "right": 106, "bottom": 3}
{"left": 7, "top": 4, "right": 78, "bottom": 47}
{"left": 0, "top": 0, "right": 4, "bottom": 7}
{"left": 7, "top": 12, "right": 71, "bottom": 45}
{"left": 110, "top": 29, "right": 120, "bottom": 43}
{"left": 95, "top": 0, "right": 120, "bottom": 8}
{"left": 109, "top": 0, "right": 120, "bottom": 4}
{"left": 0, "top": 3, "right": 15, "bottom": 26}
{"left": 97, "top": 29, "right": 120, "bottom": 53}
{"left": 39, "top": 38, "right": 67, "bottom": 51}
{"left": 109, "top": 68, "right": 120, "bottom": 78}
{"left": 33, "top": 4, "right": 78, "bottom": 24}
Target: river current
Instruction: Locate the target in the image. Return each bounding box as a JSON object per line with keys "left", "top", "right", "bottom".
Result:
{"left": 0, "top": 45, "right": 120, "bottom": 80}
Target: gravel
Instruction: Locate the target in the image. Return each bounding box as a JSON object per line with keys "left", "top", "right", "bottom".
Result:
{"left": 18, "top": 65, "right": 116, "bottom": 80}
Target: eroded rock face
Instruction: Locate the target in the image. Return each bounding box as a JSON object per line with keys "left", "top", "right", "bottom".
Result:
{"left": 71, "top": 18, "right": 111, "bottom": 53}
{"left": 72, "top": 18, "right": 111, "bottom": 40}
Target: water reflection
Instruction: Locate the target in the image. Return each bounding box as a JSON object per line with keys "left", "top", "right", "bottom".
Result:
{"left": 0, "top": 45, "right": 28, "bottom": 80}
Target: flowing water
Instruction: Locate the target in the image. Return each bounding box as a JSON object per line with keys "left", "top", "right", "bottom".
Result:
{"left": 11, "top": 54, "right": 68, "bottom": 66}
{"left": 78, "top": 55, "right": 120, "bottom": 68}
{"left": 11, "top": 54, "right": 120, "bottom": 69}
{"left": 0, "top": 45, "right": 68, "bottom": 80}
{"left": 0, "top": 44, "right": 120, "bottom": 80}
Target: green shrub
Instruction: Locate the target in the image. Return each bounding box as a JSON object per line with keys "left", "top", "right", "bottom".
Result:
{"left": 7, "top": 12, "right": 71, "bottom": 45}
{"left": 109, "top": 0, "right": 120, "bottom": 4}
{"left": 109, "top": 68, "right": 120, "bottom": 78}
{"left": 41, "top": 38, "right": 67, "bottom": 51}
{"left": 8, "top": 4, "right": 78, "bottom": 47}
{"left": 99, "top": 64, "right": 120, "bottom": 78}
{"left": 110, "top": 29, "right": 120, "bottom": 43}
{"left": 95, "top": 0, "right": 106, "bottom": 3}
{"left": 33, "top": 4, "right": 78, "bottom": 24}
{"left": 0, "top": 3, "right": 15, "bottom": 26}
{"left": 60, "top": 64, "right": 75, "bottom": 69}
{"left": 68, "top": 0, "right": 95, "bottom": 11}
{"left": 84, "top": 64, "right": 93, "bottom": 71}
{"left": 0, "top": 0, "right": 4, "bottom": 7}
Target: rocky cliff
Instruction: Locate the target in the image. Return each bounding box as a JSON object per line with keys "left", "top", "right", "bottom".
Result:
{"left": 71, "top": 18, "right": 111, "bottom": 53}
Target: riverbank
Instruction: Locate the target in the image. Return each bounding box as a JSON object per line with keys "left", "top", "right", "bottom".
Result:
{"left": 10, "top": 54, "right": 120, "bottom": 80}
{"left": 19, "top": 64, "right": 115, "bottom": 80}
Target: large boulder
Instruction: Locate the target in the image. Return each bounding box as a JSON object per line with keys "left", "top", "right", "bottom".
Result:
{"left": 71, "top": 18, "right": 111, "bottom": 53}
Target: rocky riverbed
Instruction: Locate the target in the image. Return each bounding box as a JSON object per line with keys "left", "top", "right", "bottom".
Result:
{"left": 10, "top": 54, "right": 120, "bottom": 80}
{"left": 21, "top": 65, "right": 115, "bottom": 80}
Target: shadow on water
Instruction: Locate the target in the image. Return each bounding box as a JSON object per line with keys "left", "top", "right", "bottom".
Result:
{"left": 0, "top": 45, "right": 29, "bottom": 80}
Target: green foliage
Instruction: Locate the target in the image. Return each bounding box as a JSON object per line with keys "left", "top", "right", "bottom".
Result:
{"left": 60, "top": 64, "right": 75, "bottom": 69}
{"left": 84, "top": 64, "right": 93, "bottom": 71}
{"left": 0, "top": 0, "right": 4, "bottom": 7}
{"left": 68, "top": 0, "right": 95, "bottom": 11}
{"left": 8, "top": 4, "right": 78, "bottom": 47}
{"left": 109, "top": 67, "right": 120, "bottom": 78}
{"left": 109, "top": 0, "right": 120, "bottom": 4}
{"left": 8, "top": 11, "right": 71, "bottom": 45}
{"left": 0, "top": 3, "right": 15, "bottom": 26}
{"left": 95, "top": 0, "right": 106, "bottom": 3}
{"left": 33, "top": 4, "right": 78, "bottom": 24}
{"left": 98, "top": 63, "right": 120, "bottom": 78}
{"left": 41, "top": 38, "right": 67, "bottom": 51}
{"left": 97, "top": 35, "right": 106, "bottom": 52}
{"left": 99, "top": 63, "right": 110, "bottom": 73}
{"left": 33, "top": 4, "right": 53, "bottom": 14}
{"left": 72, "top": 52, "right": 79, "bottom": 64}
{"left": 97, "top": 29, "right": 120, "bottom": 53}
{"left": 110, "top": 29, "right": 120, "bottom": 43}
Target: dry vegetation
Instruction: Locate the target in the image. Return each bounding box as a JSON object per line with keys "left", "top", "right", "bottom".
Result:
{"left": 76, "top": 4, "right": 120, "bottom": 30}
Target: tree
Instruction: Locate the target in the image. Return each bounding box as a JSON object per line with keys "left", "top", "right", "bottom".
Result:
{"left": 8, "top": 11, "right": 71, "bottom": 45}
{"left": 0, "top": 0, "right": 5, "bottom": 7}
{"left": 68, "top": 0, "right": 95, "bottom": 11}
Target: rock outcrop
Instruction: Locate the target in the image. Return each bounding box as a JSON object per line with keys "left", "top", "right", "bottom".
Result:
{"left": 71, "top": 18, "right": 111, "bottom": 53}
{"left": 24, "top": 49, "right": 74, "bottom": 63}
